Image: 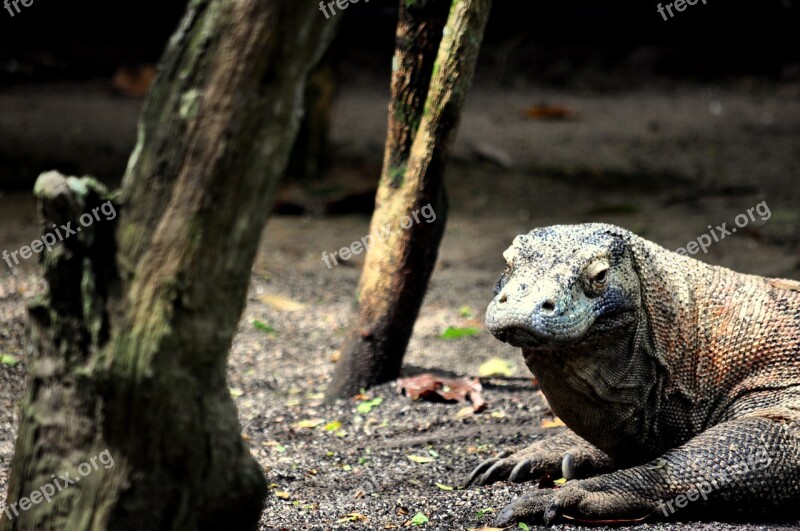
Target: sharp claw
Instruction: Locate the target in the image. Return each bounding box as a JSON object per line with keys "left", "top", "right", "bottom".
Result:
{"left": 543, "top": 499, "right": 560, "bottom": 525}
{"left": 509, "top": 458, "right": 534, "bottom": 483}
{"left": 497, "top": 449, "right": 513, "bottom": 459}
{"left": 479, "top": 460, "right": 510, "bottom": 485}
{"left": 466, "top": 458, "right": 498, "bottom": 486}
{"left": 493, "top": 501, "right": 516, "bottom": 527}
{"left": 562, "top": 452, "right": 575, "bottom": 480}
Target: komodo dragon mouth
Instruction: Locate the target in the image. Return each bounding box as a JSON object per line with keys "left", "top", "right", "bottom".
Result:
{"left": 488, "top": 307, "right": 638, "bottom": 349}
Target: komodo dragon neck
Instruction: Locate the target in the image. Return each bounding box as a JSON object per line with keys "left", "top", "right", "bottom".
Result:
{"left": 522, "top": 318, "right": 667, "bottom": 463}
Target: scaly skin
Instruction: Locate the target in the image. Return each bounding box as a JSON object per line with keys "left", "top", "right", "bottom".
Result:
{"left": 469, "top": 223, "right": 800, "bottom": 526}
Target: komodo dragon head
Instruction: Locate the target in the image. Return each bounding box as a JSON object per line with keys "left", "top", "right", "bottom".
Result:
{"left": 486, "top": 223, "right": 643, "bottom": 350}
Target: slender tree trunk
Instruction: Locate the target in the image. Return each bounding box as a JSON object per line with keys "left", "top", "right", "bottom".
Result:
{"left": 326, "top": 0, "right": 492, "bottom": 400}
{"left": 2, "top": 1, "right": 338, "bottom": 530}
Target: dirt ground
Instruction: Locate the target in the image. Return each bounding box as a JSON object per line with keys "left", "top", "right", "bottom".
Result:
{"left": 0, "top": 75, "right": 798, "bottom": 530}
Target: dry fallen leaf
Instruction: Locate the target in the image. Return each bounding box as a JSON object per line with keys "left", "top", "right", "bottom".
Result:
{"left": 455, "top": 406, "right": 475, "bottom": 419}
{"left": 111, "top": 64, "right": 157, "bottom": 98}
{"left": 398, "top": 374, "right": 487, "bottom": 412}
{"left": 523, "top": 104, "right": 578, "bottom": 120}
{"left": 407, "top": 455, "right": 435, "bottom": 464}
{"left": 337, "top": 513, "right": 368, "bottom": 523}
{"left": 293, "top": 418, "right": 324, "bottom": 429}
{"left": 541, "top": 417, "right": 566, "bottom": 429}
{"left": 478, "top": 358, "right": 515, "bottom": 378}
{"left": 259, "top": 293, "right": 306, "bottom": 312}
{"left": 274, "top": 491, "right": 291, "bottom": 500}
{"left": 537, "top": 472, "right": 557, "bottom": 489}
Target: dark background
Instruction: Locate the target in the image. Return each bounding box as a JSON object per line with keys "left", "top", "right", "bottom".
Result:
{"left": 1, "top": 0, "right": 798, "bottom": 86}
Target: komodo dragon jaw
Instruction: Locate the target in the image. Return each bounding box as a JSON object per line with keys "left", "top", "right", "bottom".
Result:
{"left": 486, "top": 225, "right": 641, "bottom": 349}
{"left": 471, "top": 223, "right": 800, "bottom": 527}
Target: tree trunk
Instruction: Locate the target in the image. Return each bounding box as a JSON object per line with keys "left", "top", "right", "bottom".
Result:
{"left": 1, "top": 1, "right": 338, "bottom": 530}
{"left": 326, "top": 0, "right": 492, "bottom": 400}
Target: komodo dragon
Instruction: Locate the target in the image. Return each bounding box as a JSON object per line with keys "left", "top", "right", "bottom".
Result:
{"left": 468, "top": 223, "right": 800, "bottom": 526}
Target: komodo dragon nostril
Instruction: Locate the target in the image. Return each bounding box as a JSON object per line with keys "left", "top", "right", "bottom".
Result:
{"left": 540, "top": 299, "right": 556, "bottom": 314}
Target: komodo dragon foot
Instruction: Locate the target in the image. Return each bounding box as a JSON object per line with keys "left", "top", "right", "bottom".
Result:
{"left": 493, "top": 415, "right": 800, "bottom": 525}
{"left": 466, "top": 430, "right": 614, "bottom": 486}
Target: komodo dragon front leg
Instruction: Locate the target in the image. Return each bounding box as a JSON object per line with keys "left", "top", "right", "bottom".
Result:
{"left": 494, "top": 414, "right": 800, "bottom": 525}
{"left": 466, "top": 429, "right": 615, "bottom": 486}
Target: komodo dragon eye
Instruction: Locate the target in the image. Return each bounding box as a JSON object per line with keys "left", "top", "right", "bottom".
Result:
{"left": 494, "top": 265, "right": 512, "bottom": 296}
{"left": 586, "top": 260, "right": 610, "bottom": 291}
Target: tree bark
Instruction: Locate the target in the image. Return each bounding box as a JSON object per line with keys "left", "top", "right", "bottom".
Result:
{"left": 2, "top": 1, "right": 339, "bottom": 530}
{"left": 326, "top": 0, "right": 492, "bottom": 400}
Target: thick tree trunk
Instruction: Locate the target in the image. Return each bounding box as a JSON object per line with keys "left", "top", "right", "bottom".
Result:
{"left": 1, "top": 2, "right": 338, "bottom": 530}
{"left": 326, "top": 0, "right": 492, "bottom": 400}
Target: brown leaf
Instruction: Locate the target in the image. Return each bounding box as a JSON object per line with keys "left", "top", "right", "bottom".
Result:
{"left": 111, "top": 64, "right": 157, "bottom": 98}
{"left": 537, "top": 472, "right": 557, "bottom": 489}
{"left": 397, "top": 373, "right": 486, "bottom": 411}
{"left": 523, "top": 104, "right": 578, "bottom": 121}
